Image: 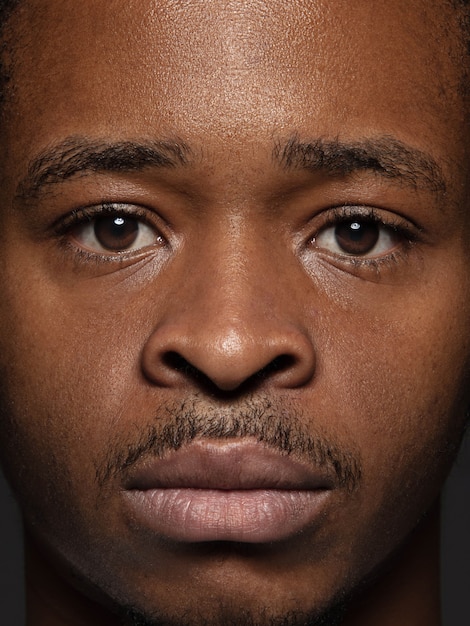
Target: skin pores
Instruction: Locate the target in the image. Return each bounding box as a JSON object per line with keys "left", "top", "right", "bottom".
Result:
{"left": 0, "top": 0, "right": 469, "bottom": 624}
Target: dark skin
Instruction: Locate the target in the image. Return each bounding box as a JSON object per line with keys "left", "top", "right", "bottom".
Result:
{"left": 0, "top": 0, "right": 469, "bottom": 624}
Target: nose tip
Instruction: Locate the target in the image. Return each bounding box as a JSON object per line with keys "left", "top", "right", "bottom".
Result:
{"left": 141, "top": 324, "right": 316, "bottom": 393}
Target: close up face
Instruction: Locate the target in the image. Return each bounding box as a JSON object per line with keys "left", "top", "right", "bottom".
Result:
{"left": 0, "top": 0, "right": 469, "bottom": 624}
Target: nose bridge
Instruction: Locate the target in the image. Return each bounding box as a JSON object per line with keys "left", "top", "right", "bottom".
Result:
{"left": 205, "top": 231, "right": 267, "bottom": 321}
{"left": 181, "top": 214, "right": 286, "bottom": 335}
{"left": 141, "top": 214, "right": 316, "bottom": 391}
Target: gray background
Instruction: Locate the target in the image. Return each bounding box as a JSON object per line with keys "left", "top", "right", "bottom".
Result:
{"left": 1, "top": 435, "right": 469, "bottom": 625}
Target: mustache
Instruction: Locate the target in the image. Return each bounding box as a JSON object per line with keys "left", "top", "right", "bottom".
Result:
{"left": 96, "top": 397, "right": 362, "bottom": 492}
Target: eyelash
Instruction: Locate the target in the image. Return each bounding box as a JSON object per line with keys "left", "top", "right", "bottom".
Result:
{"left": 54, "top": 202, "right": 419, "bottom": 276}
{"left": 309, "top": 205, "right": 418, "bottom": 271}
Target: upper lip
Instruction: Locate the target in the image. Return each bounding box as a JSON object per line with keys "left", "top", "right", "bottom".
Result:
{"left": 123, "top": 439, "right": 335, "bottom": 491}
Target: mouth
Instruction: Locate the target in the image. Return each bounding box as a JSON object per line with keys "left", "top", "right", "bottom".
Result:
{"left": 121, "top": 439, "right": 335, "bottom": 543}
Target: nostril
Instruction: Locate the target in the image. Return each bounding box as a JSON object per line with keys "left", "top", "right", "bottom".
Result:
{"left": 160, "top": 351, "right": 299, "bottom": 394}
{"left": 162, "top": 350, "right": 239, "bottom": 394}
{"left": 162, "top": 351, "right": 214, "bottom": 387}
{"left": 163, "top": 351, "right": 186, "bottom": 371}
{"left": 256, "top": 354, "right": 297, "bottom": 380}
{"left": 163, "top": 351, "right": 198, "bottom": 377}
{"left": 143, "top": 325, "right": 316, "bottom": 392}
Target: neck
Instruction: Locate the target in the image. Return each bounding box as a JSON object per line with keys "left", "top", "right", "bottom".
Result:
{"left": 24, "top": 504, "right": 441, "bottom": 626}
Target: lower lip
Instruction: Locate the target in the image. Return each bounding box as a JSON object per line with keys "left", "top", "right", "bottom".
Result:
{"left": 123, "top": 488, "right": 330, "bottom": 543}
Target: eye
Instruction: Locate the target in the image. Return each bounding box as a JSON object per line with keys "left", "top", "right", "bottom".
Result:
{"left": 314, "top": 217, "right": 399, "bottom": 258}
{"left": 71, "top": 212, "right": 163, "bottom": 254}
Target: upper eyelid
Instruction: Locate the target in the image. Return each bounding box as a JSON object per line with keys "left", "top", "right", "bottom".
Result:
{"left": 309, "top": 205, "right": 415, "bottom": 237}
{"left": 66, "top": 201, "right": 147, "bottom": 220}
{"left": 53, "top": 202, "right": 160, "bottom": 234}
{"left": 320, "top": 205, "right": 393, "bottom": 223}
{"left": 56, "top": 200, "right": 413, "bottom": 236}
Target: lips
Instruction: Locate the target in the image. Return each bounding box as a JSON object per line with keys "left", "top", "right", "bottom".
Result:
{"left": 121, "top": 439, "right": 334, "bottom": 543}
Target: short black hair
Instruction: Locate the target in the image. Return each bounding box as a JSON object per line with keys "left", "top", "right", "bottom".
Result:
{"left": 0, "top": 0, "right": 18, "bottom": 19}
{"left": 0, "top": 0, "right": 19, "bottom": 38}
{"left": 0, "top": 0, "right": 19, "bottom": 107}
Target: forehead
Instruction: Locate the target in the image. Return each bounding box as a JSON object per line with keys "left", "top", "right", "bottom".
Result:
{"left": 2, "top": 0, "right": 468, "bottom": 181}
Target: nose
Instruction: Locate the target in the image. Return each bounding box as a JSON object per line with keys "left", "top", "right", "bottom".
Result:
{"left": 140, "top": 241, "right": 316, "bottom": 393}
{"left": 141, "top": 321, "right": 316, "bottom": 392}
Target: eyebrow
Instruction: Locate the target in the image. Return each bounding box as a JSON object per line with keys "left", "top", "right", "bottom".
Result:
{"left": 273, "top": 135, "right": 446, "bottom": 193}
{"left": 16, "top": 136, "right": 193, "bottom": 200}
{"left": 16, "top": 133, "right": 446, "bottom": 203}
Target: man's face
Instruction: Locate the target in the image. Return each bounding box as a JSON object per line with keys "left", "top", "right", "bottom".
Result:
{"left": 0, "top": 0, "right": 469, "bottom": 624}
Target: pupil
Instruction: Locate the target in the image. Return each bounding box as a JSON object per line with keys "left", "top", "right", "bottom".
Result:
{"left": 335, "top": 220, "right": 379, "bottom": 254}
{"left": 94, "top": 215, "right": 139, "bottom": 251}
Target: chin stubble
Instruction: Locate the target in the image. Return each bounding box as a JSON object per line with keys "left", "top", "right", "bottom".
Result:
{"left": 119, "top": 596, "right": 349, "bottom": 626}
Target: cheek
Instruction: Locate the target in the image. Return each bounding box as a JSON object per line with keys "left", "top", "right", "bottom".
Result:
{"left": 0, "top": 278, "right": 145, "bottom": 535}
{"left": 0, "top": 310, "right": 154, "bottom": 579}
{"left": 321, "top": 298, "right": 470, "bottom": 527}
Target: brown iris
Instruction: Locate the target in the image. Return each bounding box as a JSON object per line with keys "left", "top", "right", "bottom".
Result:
{"left": 334, "top": 220, "right": 380, "bottom": 255}
{"left": 93, "top": 216, "right": 139, "bottom": 251}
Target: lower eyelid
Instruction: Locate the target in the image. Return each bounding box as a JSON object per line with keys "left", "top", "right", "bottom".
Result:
{"left": 58, "top": 236, "right": 163, "bottom": 267}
